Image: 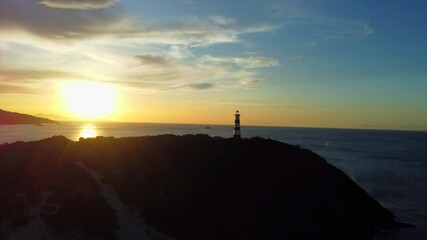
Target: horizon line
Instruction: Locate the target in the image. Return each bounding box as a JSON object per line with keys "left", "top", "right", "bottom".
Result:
{"left": 53, "top": 120, "right": 427, "bottom": 133}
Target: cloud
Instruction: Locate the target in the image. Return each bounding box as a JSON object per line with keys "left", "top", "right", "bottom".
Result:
{"left": 0, "top": 68, "right": 80, "bottom": 95}
{"left": 38, "top": 0, "right": 118, "bottom": 9}
{"left": 239, "top": 78, "right": 263, "bottom": 87}
{"left": 0, "top": 54, "right": 272, "bottom": 94}
{"left": 116, "top": 80, "right": 214, "bottom": 92}
{"left": 118, "top": 52, "right": 279, "bottom": 92}
{"left": 0, "top": 1, "right": 279, "bottom": 45}
{"left": 0, "top": 84, "right": 40, "bottom": 94}
{"left": 0, "top": 1, "right": 280, "bottom": 94}
{"left": 210, "top": 16, "right": 236, "bottom": 26}
{"left": 0, "top": 68, "right": 85, "bottom": 81}
{"left": 186, "top": 83, "right": 213, "bottom": 90}
{"left": 200, "top": 55, "right": 279, "bottom": 68}
{"left": 0, "top": 0, "right": 124, "bottom": 40}
{"left": 169, "top": 45, "right": 193, "bottom": 59}
{"left": 126, "top": 23, "right": 279, "bottom": 47}
{"left": 135, "top": 55, "right": 170, "bottom": 66}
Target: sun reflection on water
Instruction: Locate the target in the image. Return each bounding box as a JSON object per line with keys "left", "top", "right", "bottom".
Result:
{"left": 79, "top": 124, "right": 98, "bottom": 139}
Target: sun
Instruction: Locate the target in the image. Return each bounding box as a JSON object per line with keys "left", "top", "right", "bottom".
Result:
{"left": 62, "top": 82, "right": 116, "bottom": 119}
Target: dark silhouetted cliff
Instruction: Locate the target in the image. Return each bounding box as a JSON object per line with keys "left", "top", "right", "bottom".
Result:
{"left": 0, "top": 109, "right": 58, "bottom": 125}
{"left": 0, "top": 135, "right": 404, "bottom": 239}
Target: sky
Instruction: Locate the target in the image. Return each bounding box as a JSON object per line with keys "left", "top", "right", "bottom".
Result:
{"left": 0, "top": 0, "right": 426, "bottom": 130}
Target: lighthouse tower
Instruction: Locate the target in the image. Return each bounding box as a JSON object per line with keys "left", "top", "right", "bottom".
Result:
{"left": 233, "top": 110, "right": 241, "bottom": 138}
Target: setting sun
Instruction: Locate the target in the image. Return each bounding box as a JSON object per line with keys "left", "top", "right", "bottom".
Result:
{"left": 61, "top": 82, "right": 116, "bottom": 119}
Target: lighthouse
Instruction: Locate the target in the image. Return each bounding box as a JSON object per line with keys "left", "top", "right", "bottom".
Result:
{"left": 233, "top": 110, "right": 241, "bottom": 138}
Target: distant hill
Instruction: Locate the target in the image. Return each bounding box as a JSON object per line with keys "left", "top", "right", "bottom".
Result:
{"left": 35, "top": 113, "right": 71, "bottom": 121}
{"left": 0, "top": 109, "right": 58, "bottom": 125}
{"left": 0, "top": 135, "right": 408, "bottom": 240}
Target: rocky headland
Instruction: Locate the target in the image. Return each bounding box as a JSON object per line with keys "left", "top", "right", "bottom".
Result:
{"left": 0, "top": 109, "right": 58, "bottom": 125}
{"left": 0, "top": 135, "right": 405, "bottom": 239}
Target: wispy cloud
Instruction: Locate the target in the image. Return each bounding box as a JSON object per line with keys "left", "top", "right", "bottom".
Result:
{"left": 0, "top": 1, "right": 279, "bottom": 45}
{"left": 0, "top": 0, "right": 124, "bottom": 40}
{"left": 125, "top": 22, "right": 279, "bottom": 47}
{"left": 0, "top": 84, "right": 41, "bottom": 95}
{"left": 0, "top": 1, "right": 281, "bottom": 94}
{"left": 0, "top": 68, "right": 86, "bottom": 81}
{"left": 120, "top": 53, "right": 278, "bottom": 92}
{"left": 186, "top": 83, "right": 214, "bottom": 90}
{"left": 114, "top": 80, "right": 214, "bottom": 92}
{"left": 169, "top": 45, "right": 193, "bottom": 59}
{"left": 38, "top": 0, "right": 118, "bottom": 10}
{"left": 200, "top": 55, "right": 279, "bottom": 68}
{"left": 134, "top": 55, "right": 171, "bottom": 66}
{"left": 0, "top": 51, "right": 278, "bottom": 93}
{"left": 209, "top": 16, "right": 236, "bottom": 26}
{"left": 0, "top": 67, "right": 103, "bottom": 96}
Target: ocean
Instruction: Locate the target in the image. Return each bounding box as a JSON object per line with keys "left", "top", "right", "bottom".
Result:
{"left": 1, "top": 122, "right": 426, "bottom": 239}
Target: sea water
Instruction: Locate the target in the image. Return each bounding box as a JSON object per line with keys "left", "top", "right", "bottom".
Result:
{"left": 1, "top": 122, "right": 426, "bottom": 239}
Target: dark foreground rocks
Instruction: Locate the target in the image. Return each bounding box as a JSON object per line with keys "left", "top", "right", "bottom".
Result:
{"left": 0, "top": 135, "right": 403, "bottom": 239}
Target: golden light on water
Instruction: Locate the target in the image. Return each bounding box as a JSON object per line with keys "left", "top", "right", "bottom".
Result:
{"left": 61, "top": 82, "right": 116, "bottom": 119}
{"left": 79, "top": 124, "right": 98, "bottom": 139}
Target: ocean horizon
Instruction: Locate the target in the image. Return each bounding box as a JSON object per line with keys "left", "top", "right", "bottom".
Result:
{"left": 1, "top": 121, "right": 426, "bottom": 143}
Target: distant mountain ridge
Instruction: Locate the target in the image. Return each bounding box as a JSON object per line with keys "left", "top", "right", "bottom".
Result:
{"left": 0, "top": 109, "right": 58, "bottom": 125}
{"left": 35, "top": 113, "right": 71, "bottom": 121}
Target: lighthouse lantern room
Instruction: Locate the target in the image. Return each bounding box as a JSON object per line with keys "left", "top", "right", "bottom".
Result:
{"left": 234, "top": 110, "right": 241, "bottom": 138}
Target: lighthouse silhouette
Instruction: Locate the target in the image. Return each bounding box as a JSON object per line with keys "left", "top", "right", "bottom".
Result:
{"left": 233, "top": 110, "right": 241, "bottom": 138}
